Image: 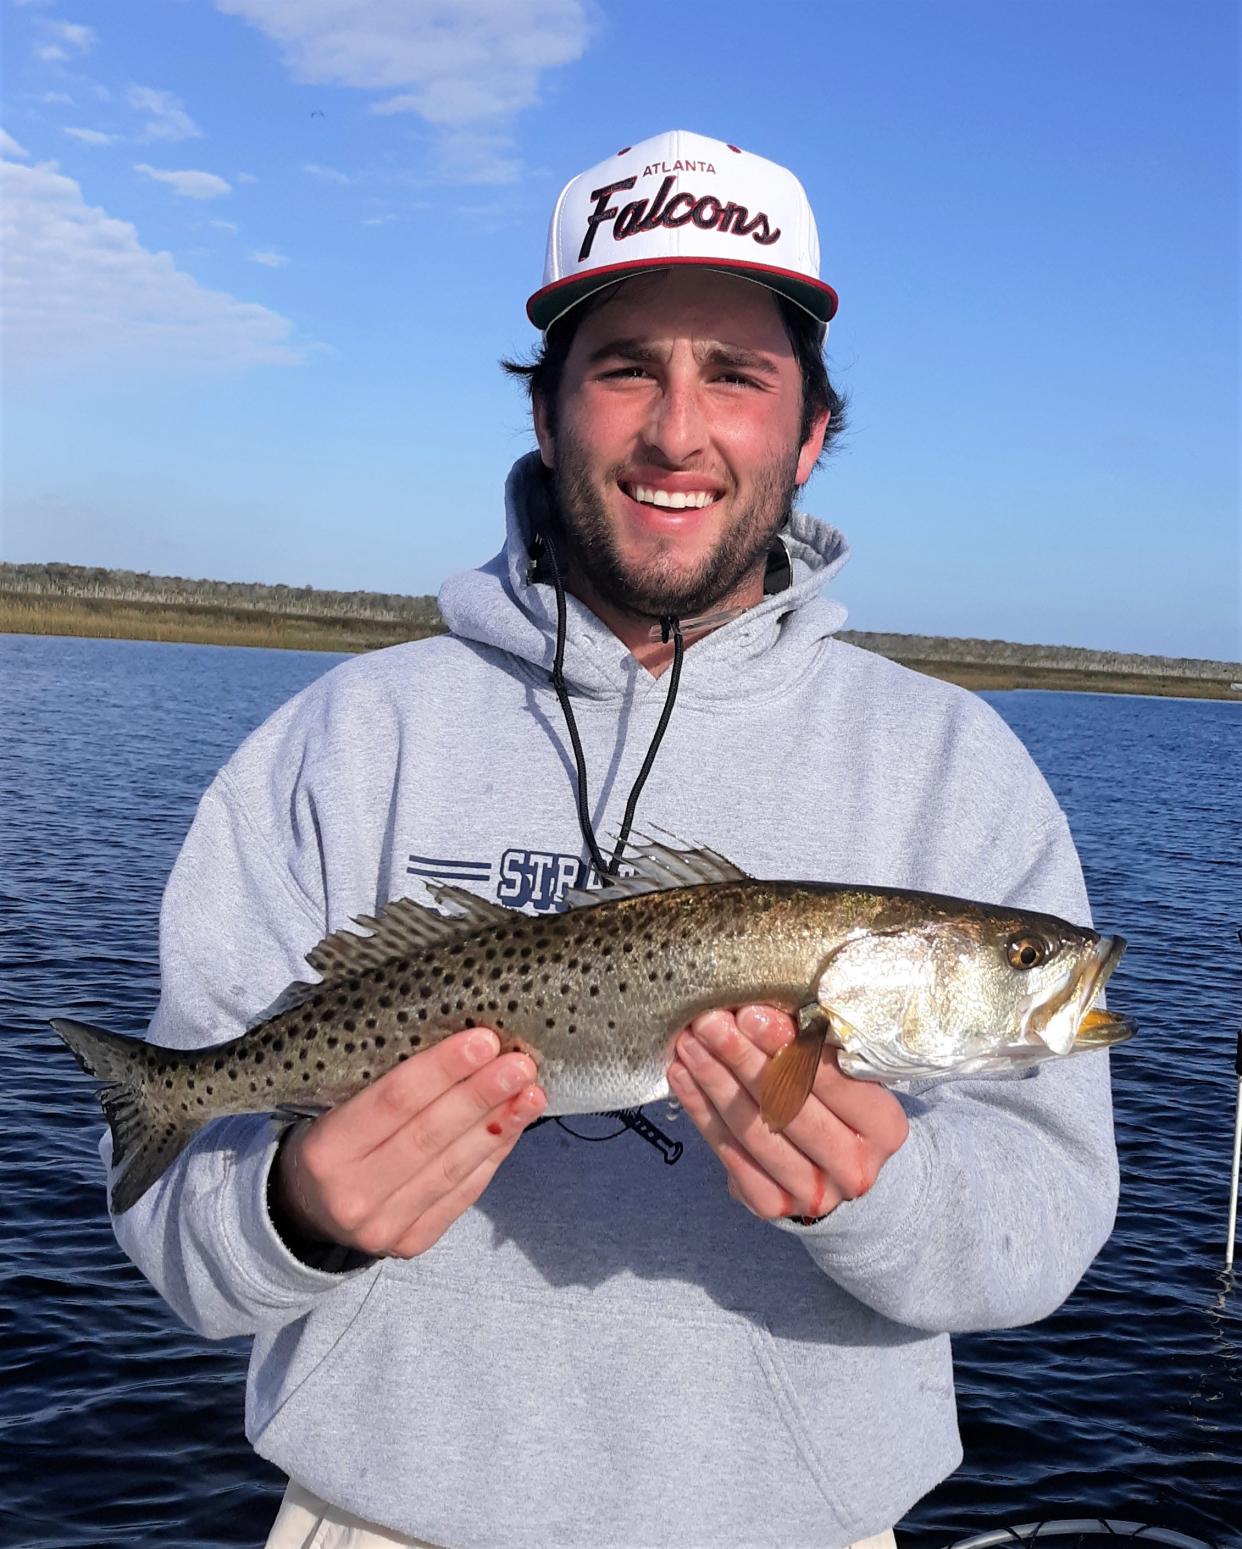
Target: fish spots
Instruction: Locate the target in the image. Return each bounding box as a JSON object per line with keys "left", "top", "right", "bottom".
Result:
{"left": 364, "top": 1016, "right": 377, "bottom": 1030}
{"left": 343, "top": 1019, "right": 356, "bottom": 1034}
{"left": 316, "top": 1060, "right": 326, "bottom": 1072}
{"left": 396, "top": 1012, "right": 409, "bottom": 1025}
{"left": 326, "top": 1036, "right": 339, "bottom": 1050}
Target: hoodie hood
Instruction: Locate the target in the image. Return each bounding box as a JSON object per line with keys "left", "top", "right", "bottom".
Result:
{"left": 438, "top": 451, "right": 851, "bottom": 706}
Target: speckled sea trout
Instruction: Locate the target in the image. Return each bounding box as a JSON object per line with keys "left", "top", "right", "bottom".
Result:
{"left": 52, "top": 839, "right": 1132, "bottom": 1214}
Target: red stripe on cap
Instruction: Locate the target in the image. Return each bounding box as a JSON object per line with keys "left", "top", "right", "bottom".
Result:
{"left": 527, "top": 255, "right": 839, "bottom": 328}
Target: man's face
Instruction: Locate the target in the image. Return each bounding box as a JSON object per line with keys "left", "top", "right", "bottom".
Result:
{"left": 534, "top": 269, "right": 829, "bottom": 622}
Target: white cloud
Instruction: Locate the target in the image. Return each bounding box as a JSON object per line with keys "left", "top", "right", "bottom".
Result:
{"left": 127, "top": 85, "right": 203, "bottom": 143}
{"left": 236, "top": 170, "right": 259, "bottom": 183}
{"left": 48, "top": 20, "right": 96, "bottom": 52}
{"left": 37, "top": 90, "right": 76, "bottom": 105}
{"left": 1, "top": 130, "right": 31, "bottom": 159}
{"left": 209, "top": 218, "right": 239, "bottom": 233}
{"left": 64, "top": 127, "right": 117, "bottom": 146}
{"left": 35, "top": 43, "right": 69, "bottom": 62}
{"left": 215, "top": 0, "right": 590, "bottom": 178}
{"left": 248, "top": 249, "right": 288, "bottom": 267}
{"left": 1, "top": 156, "right": 306, "bottom": 372}
{"left": 362, "top": 213, "right": 396, "bottom": 226}
{"left": 134, "top": 163, "right": 231, "bottom": 199}
{"left": 303, "top": 161, "right": 349, "bottom": 183}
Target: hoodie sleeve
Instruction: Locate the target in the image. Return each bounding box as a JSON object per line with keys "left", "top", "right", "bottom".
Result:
{"left": 105, "top": 768, "right": 377, "bottom": 1342}
{"left": 778, "top": 809, "right": 1120, "bottom": 1334}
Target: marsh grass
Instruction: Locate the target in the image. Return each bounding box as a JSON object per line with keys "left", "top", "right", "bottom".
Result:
{"left": 3, "top": 591, "right": 1239, "bottom": 699}
{"left": 0, "top": 595, "right": 437, "bottom": 654}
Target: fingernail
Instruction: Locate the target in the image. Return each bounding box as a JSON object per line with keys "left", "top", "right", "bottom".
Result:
{"left": 515, "top": 1086, "right": 546, "bottom": 1120}
{"left": 680, "top": 1035, "right": 705, "bottom": 1064}
{"left": 466, "top": 1030, "right": 500, "bottom": 1064}
{"left": 739, "top": 1005, "right": 772, "bottom": 1034}
{"left": 497, "top": 1060, "right": 527, "bottom": 1094}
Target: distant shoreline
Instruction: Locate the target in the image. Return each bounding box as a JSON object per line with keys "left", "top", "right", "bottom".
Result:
{"left": 2, "top": 565, "right": 1239, "bottom": 701}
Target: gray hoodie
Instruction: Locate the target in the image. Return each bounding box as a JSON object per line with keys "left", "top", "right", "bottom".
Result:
{"left": 107, "top": 453, "right": 1118, "bottom": 1549}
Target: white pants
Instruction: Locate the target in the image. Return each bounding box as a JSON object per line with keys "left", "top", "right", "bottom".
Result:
{"left": 265, "top": 1479, "right": 899, "bottom": 1549}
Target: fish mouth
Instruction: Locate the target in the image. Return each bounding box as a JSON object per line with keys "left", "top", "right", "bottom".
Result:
{"left": 1024, "top": 933, "right": 1129, "bottom": 1054}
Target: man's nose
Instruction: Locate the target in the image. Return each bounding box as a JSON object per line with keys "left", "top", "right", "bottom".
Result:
{"left": 643, "top": 376, "right": 707, "bottom": 465}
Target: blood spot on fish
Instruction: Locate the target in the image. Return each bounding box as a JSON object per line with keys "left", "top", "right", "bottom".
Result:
{"left": 487, "top": 1122, "right": 502, "bottom": 1136}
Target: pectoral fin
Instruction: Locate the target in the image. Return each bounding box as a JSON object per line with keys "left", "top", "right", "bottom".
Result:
{"left": 760, "top": 1016, "right": 830, "bottom": 1133}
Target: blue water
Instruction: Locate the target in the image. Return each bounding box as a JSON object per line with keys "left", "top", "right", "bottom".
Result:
{"left": 2, "top": 635, "right": 1239, "bottom": 1549}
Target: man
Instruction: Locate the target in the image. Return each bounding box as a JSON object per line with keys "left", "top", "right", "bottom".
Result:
{"left": 109, "top": 131, "right": 1118, "bottom": 1549}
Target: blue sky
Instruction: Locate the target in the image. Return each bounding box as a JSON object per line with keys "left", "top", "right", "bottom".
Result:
{"left": 2, "top": 0, "right": 1238, "bottom": 660}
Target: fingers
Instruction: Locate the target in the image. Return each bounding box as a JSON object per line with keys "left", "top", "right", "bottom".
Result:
{"left": 276, "top": 1028, "right": 548, "bottom": 1255}
{"left": 668, "top": 1005, "right": 908, "bottom": 1221}
{"left": 360, "top": 1084, "right": 547, "bottom": 1259}
{"left": 319, "top": 1028, "right": 508, "bottom": 1162}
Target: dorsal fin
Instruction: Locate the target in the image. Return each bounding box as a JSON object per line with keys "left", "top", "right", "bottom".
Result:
{"left": 559, "top": 831, "right": 751, "bottom": 909}
{"left": 248, "top": 892, "right": 506, "bottom": 1028}
{"left": 306, "top": 893, "right": 501, "bottom": 981}
{"left": 423, "top": 883, "right": 512, "bottom": 929}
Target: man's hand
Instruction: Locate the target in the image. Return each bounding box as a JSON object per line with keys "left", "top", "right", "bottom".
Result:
{"left": 667, "top": 1005, "right": 909, "bottom": 1221}
{"left": 272, "top": 1029, "right": 546, "bottom": 1260}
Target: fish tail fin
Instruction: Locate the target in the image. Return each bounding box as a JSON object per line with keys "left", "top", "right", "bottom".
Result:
{"left": 50, "top": 1018, "right": 201, "bottom": 1215}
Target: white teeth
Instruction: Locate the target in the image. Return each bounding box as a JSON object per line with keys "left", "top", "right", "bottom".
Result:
{"left": 628, "top": 485, "right": 716, "bottom": 509}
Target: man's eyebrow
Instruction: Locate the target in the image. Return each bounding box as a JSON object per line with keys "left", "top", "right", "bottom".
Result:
{"left": 584, "top": 338, "right": 783, "bottom": 376}
{"left": 584, "top": 338, "right": 666, "bottom": 365}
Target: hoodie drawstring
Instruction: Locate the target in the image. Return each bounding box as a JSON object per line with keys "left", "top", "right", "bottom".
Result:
{"left": 542, "top": 535, "right": 685, "bottom": 884}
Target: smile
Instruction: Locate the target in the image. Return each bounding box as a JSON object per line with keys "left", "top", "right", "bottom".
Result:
{"left": 619, "top": 483, "right": 721, "bottom": 510}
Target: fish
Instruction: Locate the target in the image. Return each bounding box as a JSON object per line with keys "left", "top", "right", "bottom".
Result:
{"left": 50, "top": 837, "right": 1133, "bottom": 1214}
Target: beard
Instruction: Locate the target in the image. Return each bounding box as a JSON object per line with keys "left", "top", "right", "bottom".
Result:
{"left": 549, "top": 426, "right": 800, "bottom": 621}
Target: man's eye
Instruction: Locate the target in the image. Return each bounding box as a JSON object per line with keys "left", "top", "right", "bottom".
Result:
{"left": 716, "top": 373, "right": 758, "bottom": 388}
{"left": 602, "top": 366, "right": 649, "bottom": 380}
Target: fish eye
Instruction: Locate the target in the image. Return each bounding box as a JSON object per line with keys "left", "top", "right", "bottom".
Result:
{"left": 1006, "top": 934, "right": 1050, "bottom": 970}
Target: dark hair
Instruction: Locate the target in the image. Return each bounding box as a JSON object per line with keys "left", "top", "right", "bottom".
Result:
{"left": 500, "top": 280, "right": 847, "bottom": 466}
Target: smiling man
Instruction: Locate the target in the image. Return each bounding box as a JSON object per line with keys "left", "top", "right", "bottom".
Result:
{"left": 107, "top": 131, "right": 1119, "bottom": 1549}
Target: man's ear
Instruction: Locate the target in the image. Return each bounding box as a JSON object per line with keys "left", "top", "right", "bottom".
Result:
{"left": 795, "top": 408, "right": 830, "bottom": 487}
{"left": 533, "top": 392, "right": 555, "bottom": 469}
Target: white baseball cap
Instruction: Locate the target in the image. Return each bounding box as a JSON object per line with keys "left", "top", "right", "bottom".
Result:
{"left": 527, "top": 128, "right": 838, "bottom": 340}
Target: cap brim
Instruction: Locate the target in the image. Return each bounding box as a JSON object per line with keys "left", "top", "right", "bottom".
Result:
{"left": 527, "top": 256, "right": 838, "bottom": 334}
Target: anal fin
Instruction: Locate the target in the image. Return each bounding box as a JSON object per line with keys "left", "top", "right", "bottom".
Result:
{"left": 760, "top": 1015, "right": 830, "bottom": 1133}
